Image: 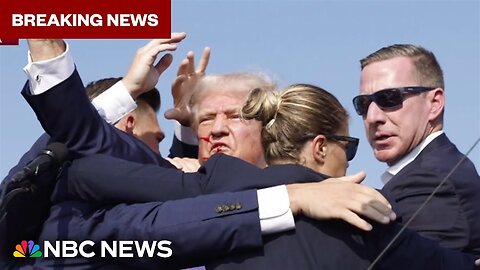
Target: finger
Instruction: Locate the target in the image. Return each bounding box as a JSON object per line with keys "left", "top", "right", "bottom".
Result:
{"left": 186, "top": 51, "right": 195, "bottom": 74}
{"left": 338, "top": 171, "right": 366, "bottom": 183}
{"left": 362, "top": 187, "right": 392, "bottom": 211}
{"left": 340, "top": 211, "right": 373, "bottom": 231}
{"left": 165, "top": 157, "right": 182, "bottom": 169}
{"left": 154, "top": 54, "right": 173, "bottom": 76}
{"left": 181, "top": 159, "right": 201, "bottom": 172}
{"left": 346, "top": 187, "right": 395, "bottom": 221}
{"left": 196, "top": 47, "right": 211, "bottom": 74}
{"left": 142, "top": 33, "right": 186, "bottom": 52}
{"left": 156, "top": 32, "right": 187, "bottom": 44}
{"left": 171, "top": 74, "right": 187, "bottom": 95}
{"left": 350, "top": 202, "right": 391, "bottom": 225}
{"left": 141, "top": 39, "right": 163, "bottom": 53}
{"left": 167, "top": 32, "right": 187, "bottom": 43}
{"left": 369, "top": 200, "right": 396, "bottom": 221}
{"left": 177, "top": 59, "right": 189, "bottom": 76}
{"left": 142, "top": 44, "right": 177, "bottom": 67}
{"left": 151, "top": 44, "right": 178, "bottom": 56}
{"left": 475, "top": 258, "right": 479, "bottom": 266}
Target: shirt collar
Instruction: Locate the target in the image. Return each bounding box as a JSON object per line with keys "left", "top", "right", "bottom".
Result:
{"left": 381, "top": 130, "right": 444, "bottom": 185}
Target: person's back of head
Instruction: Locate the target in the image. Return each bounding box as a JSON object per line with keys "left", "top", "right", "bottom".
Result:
{"left": 241, "top": 84, "right": 353, "bottom": 176}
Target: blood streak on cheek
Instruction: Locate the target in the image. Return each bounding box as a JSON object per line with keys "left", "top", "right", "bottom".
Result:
{"left": 199, "top": 136, "right": 211, "bottom": 143}
{"left": 199, "top": 136, "right": 211, "bottom": 161}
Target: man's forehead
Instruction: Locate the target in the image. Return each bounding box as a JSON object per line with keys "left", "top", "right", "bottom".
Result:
{"left": 360, "top": 57, "right": 417, "bottom": 94}
{"left": 197, "top": 98, "right": 243, "bottom": 115}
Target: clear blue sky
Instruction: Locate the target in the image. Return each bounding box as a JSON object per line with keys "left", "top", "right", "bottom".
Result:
{"left": 1, "top": 0, "right": 479, "bottom": 188}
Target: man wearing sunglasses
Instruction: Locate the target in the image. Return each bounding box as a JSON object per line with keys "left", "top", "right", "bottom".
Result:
{"left": 353, "top": 44, "right": 480, "bottom": 255}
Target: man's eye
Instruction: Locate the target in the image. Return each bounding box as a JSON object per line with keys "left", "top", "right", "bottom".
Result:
{"left": 230, "top": 114, "right": 240, "bottom": 119}
{"left": 199, "top": 119, "right": 212, "bottom": 124}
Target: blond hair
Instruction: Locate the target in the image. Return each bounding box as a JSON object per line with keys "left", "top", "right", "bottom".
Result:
{"left": 241, "top": 84, "right": 348, "bottom": 164}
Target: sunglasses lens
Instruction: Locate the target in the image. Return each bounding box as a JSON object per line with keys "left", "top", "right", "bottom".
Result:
{"left": 375, "top": 89, "right": 403, "bottom": 108}
{"left": 353, "top": 96, "right": 371, "bottom": 115}
{"left": 346, "top": 141, "right": 358, "bottom": 161}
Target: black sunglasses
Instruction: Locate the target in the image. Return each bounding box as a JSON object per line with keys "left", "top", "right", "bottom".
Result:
{"left": 352, "top": 86, "right": 435, "bottom": 116}
{"left": 301, "top": 134, "right": 359, "bottom": 161}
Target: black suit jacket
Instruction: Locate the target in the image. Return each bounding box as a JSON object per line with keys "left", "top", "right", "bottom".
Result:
{"left": 382, "top": 134, "right": 480, "bottom": 255}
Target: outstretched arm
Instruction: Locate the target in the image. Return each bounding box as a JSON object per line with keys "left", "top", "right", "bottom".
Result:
{"left": 65, "top": 153, "right": 395, "bottom": 231}
{"left": 22, "top": 38, "right": 184, "bottom": 166}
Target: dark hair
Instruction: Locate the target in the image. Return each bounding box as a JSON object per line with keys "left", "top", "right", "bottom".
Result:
{"left": 85, "top": 77, "right": 160, "bottom": 112}
{"left": 86, "top": 77, "right": 122, "bottom": 100}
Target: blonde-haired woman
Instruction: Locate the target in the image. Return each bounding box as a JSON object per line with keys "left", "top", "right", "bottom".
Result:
{"left": 242, "top": 83, "right": 358, "bottom": 177}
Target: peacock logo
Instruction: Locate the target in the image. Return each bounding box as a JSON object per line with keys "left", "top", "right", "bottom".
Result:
{"left": 13, "top": 240, "right": 42, "bottom": 258}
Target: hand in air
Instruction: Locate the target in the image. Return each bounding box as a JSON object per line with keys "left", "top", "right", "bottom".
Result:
{"left": 122, "top": 33, "right": 187, "bottom": 99}
{"left": 164, "top": 47, "right": 211, "bottom": 127}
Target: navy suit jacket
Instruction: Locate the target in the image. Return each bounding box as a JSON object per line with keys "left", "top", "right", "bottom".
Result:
{"left": 62, "top": 153, "right": 477, "bottom": 270}
{"left": 9, "top": 70, "right": 269, "bottom": 269}
{"left": 382, "top": 134, "right": 480, "bottom": 255}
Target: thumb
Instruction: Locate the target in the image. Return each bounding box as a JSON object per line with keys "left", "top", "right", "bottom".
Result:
{"left": 338, "top": 171, "right": 366, "bottom": 184}
{"left": 164, "top": 108, "right": 181, "bottom": 120}
{"left": 155, "top": 53, "right": 173, "bottom": 76}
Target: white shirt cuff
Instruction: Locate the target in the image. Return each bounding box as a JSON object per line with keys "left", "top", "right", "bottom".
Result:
{"left": 23, "top": 43, "right": 75, "bottom": 95}
{"left": 257, "top": 185, "right": 295, "bottom": 234}
{"left": 91, "top": 81, "right": 137, "bottom": 124}
{"left": 174, "top": 121, "right": 199, "bottom": 145}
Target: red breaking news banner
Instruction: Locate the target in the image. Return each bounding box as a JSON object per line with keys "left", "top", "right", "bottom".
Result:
{"left": 0, "top": 0, "right": 171, "bottom": 41}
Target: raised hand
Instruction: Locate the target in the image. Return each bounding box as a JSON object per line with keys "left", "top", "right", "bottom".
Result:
{"left": 122, "top": 33, "right": 187, "bottom": 99}
{"left": 164, "top": 47, "right": 211, "bottom": 127}
{"left": 287, "top": 171, "right": 396, "bottom": 231}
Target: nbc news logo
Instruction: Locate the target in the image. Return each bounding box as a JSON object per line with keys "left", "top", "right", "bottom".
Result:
{"left": 13, "top": 240, "right": 42, "bottom": 258}
{"left": 12, "top": 239, "right": 172, "bottom": 258}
